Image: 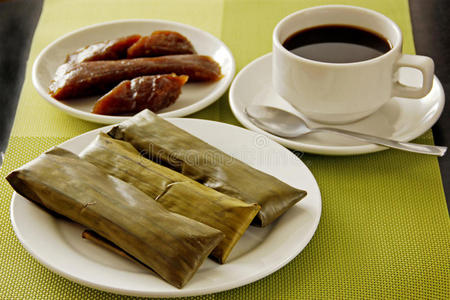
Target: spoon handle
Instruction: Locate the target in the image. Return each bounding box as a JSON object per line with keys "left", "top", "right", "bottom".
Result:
{"left": 315, "top": 127, "right": 447, "bottom": 156}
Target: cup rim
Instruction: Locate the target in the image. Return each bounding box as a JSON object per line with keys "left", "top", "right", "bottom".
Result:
{"left": 273, "top": 5, "right": 403, "bottom": 67}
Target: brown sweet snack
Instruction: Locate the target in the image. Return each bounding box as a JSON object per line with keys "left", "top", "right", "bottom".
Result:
{"left": 66, "top": 35, "right": 141, "bottom": 63}
{"left": 92, "top": 74, "right": 188, "bottom": 115}
{"left": 127, "top": 31, "right": 196, "bottom": 58}
{"left": 49, "top": 55, "right": 222, "bottom": 100}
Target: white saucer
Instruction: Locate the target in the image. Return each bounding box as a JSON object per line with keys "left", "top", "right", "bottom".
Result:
{"left": 229, "top": 53, "right": 445, "bottom": 155}
{"left": 32, "top": 19, "right": 235, "bottom": 124}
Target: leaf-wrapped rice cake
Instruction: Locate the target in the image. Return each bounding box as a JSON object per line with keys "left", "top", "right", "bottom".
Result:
{"left": 6, "top": 148, "right": 224, "bottom": 288}
{"left": 80, "top": 133, "right": 260, "bottom": 263}
{"left": 127, "top": 31, "right": 196, "bottom": 58}
{"left": 49, "top": 55, "right": 222, "bottom": 100}
{"left": 66, "top": 34, "right": 141, "bottom": 63}
{"left": 92, "top": 74, "right": 188, "bottom": 115}
{"left": 108, "top": 110, "right": 307, "bottom": 227}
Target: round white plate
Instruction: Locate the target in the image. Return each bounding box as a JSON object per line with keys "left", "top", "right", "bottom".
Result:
{"left": 229, "top": 53, "right": 445, "bottom": 155}
{"left": 10, "top": 118, "right": 321, "bottom": 297}
{"left": 32, "top": 19, "right": 236, "bottom": 124}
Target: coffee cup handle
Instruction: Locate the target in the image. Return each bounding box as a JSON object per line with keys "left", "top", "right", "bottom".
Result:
{"left": 392, "top": 54, "right": 434, "bottom": 98}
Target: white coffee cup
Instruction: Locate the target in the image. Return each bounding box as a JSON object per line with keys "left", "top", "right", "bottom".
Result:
{"left": 272, "top": 5, "right": 434, "bottom": 124}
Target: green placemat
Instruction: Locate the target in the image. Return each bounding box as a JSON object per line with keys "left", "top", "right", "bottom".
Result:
{"left": 1, "top": 0, "right": 449, "bottom": 299}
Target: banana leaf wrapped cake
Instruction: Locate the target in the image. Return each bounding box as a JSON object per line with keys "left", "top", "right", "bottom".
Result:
{"left": 108, "top": 110, "right": 307, "bottom": 227}
{"left": 6, "top": 148, "right": 224, "bottom": 288}
{"left": 80, "top": 132, "right": 260, "bottom": 263}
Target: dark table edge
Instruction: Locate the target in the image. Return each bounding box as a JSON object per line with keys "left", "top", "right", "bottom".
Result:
{"left": 409, "top": 0, "right": 449, "bottom": 212}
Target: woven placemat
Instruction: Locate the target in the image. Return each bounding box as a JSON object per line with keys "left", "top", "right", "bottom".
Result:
{"left": 1, "top": 0, "right": 448, "bottom": 298}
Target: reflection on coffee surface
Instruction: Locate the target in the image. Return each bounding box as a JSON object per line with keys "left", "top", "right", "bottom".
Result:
{"left": 282, "top": 25, "right": 391, "bottom": 63}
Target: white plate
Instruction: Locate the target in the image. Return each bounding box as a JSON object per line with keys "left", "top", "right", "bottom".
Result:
{"left": 32, "top": 20, "right": 236, "bottom": 124}
{"left": 10, "top": 118, "right": 321, "bottom": 297}
{"left": 229, "top": 53, "right": 445, "bottom": 155}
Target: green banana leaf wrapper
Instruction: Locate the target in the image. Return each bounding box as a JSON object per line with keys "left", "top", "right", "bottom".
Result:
{"left": 108, "top": 110, "right": 307, "bottom": 227}
{"left": 6, "top": 148, "right": 224, "bottom": 288}
{"left": 79, "top": 133, "right": 260, "bottom": 263}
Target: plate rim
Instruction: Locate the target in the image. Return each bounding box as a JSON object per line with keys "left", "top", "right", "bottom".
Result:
{"left": 229, "top": 52, "right": 445, "bottom": 155}
{"left": 9, "top": 118, "right": 322, "bottom": 297}
{"left": 31, "top": 19, "right": 236, "bottom": 124}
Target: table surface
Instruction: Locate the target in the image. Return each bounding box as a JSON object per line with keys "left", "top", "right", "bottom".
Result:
{"left": 0, "top": 0, "right": 448, "bottom": 298}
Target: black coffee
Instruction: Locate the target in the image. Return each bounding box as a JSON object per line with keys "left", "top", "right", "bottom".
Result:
{"left": 282, "top": 25, "right": 391, "bottom": 63}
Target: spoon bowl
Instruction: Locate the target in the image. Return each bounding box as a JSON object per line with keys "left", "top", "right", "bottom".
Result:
{"left": 245, "top": 106, "right": 312, "bottom": 137}
{"left": 245, "top": 105, "right": 447, "bottom": 156}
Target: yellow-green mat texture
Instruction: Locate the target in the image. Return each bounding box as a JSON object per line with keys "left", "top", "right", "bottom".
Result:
{"left": 1, "top": 0, "right": 449, "bottom": 299}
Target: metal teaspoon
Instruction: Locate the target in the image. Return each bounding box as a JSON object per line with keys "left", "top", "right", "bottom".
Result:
{"left": 245, "top": 105, "right": 447, "bottom": 156}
